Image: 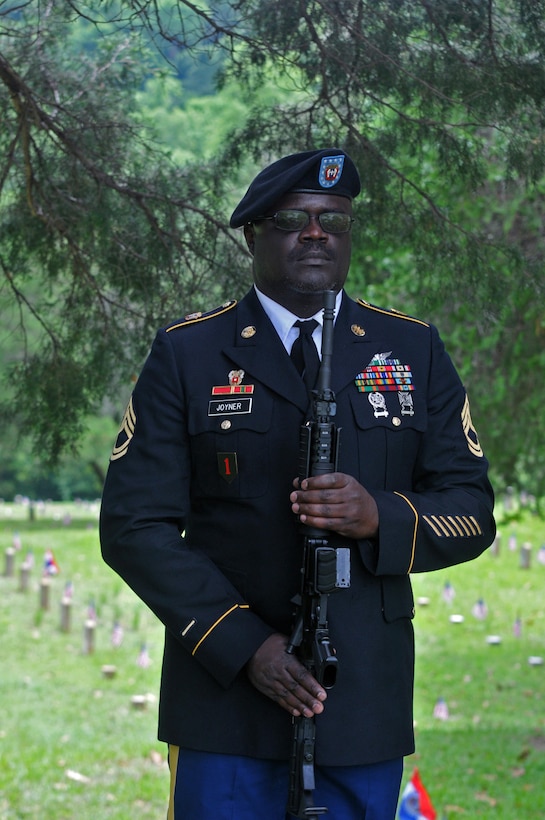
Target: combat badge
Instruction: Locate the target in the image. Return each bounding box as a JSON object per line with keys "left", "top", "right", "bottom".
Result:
{"left": 368, "top": 392, "right": 389, "bottom": 418}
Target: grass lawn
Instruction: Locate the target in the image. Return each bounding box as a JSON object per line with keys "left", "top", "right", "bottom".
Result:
{"left": 0, "top": 497, "right": 544, "bottom": 818}
{"left": 0, "top": 501, "right": 167, "bottom": 819}
{"left": 408, "top": 501, "right": 545, "bottom": 818}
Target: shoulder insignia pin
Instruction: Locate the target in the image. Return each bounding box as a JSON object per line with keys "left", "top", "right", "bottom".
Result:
{"left": 166, "top": 300, "right": 237, "bottom": 332}
{"left": 356, "top": 298, "right": 429, "bottom": 328}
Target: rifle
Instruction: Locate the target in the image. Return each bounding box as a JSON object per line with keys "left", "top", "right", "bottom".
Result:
{"left": 285, "top": 290, "right": 351, "bottom": 818}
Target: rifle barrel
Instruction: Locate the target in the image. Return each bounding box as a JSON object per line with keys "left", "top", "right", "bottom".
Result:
{"left": 315, "top": 290, "right": 335, "bottom": 394}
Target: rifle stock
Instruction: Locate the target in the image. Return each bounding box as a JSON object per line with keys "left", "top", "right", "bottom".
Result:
{"left": 286, "top": 290, "right": 351, "bottom": 818}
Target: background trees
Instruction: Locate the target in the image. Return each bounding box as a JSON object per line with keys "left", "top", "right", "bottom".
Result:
{"left": 1, "top": 0, "right": 544, "bottom": 501}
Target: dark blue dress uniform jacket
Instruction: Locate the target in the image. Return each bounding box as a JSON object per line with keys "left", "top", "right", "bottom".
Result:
{"left": 100, "top": 288, "right": 496, "bottom": 766}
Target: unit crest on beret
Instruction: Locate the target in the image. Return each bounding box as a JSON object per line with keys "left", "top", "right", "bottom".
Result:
{"left": 166, "top": 300, "right": 237, "bottom": 333}
{"left": 230, "top": 148, "right": 361, "bottom": 228}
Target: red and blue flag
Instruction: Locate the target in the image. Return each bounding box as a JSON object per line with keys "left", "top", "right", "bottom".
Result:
{"left": 398, "top": 768, "right": 436, "bottom": 820}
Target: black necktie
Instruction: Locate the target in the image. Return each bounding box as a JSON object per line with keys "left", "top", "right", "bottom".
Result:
{"left": 290, "top": 319, "right": 320, "bottom": 392}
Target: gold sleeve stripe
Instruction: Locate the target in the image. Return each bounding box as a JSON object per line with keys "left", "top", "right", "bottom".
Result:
{"left": 457, "top": 517, "right": 472, "bottom": 536}
{"left": 423, "top": 515, "right": 442, "bottom": 537}
{"left": 469, "top": 516, "right": 482, "bottom": 535}
{"left": 441, "top": 517, "right": 459, "bottom": 537}
{"left": 423, "top": 514, "right": 483, "bottom": 537}
{"left": 462, "top": 517, "right": 476, "bottom": 536}
{"left": 431, "top": 515, "right": 452, "bottom": 537}
{"left": 447, "top": 516, "right": 465, "bottom": 536}
{"left": 394, "top": 491, "right": 419, "bottom": 573}
{"left": 191, "top": 603, "right": 250, "bottom": 656}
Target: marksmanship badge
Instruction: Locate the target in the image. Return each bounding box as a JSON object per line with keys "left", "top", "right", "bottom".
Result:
{"left": 398, "top": 392, "right": 414, "bottom": 416}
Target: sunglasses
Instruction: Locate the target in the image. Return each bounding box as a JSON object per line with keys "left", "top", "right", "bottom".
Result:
{"left": 255, "top": 209, "right": 355, "bottom": 234}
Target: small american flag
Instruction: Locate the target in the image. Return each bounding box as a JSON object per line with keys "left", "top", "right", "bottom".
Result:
{"left": 433, "top": 697, "right": 449, "bottom": 720}
{"left": 137, "top": 643, "right": 151, "bottom": 668}
{"left": 43, "top": 549, "right": 59, "bottom": 576}
{"left": 472, "top": 598, "right": 488, "bottom": 620}
{"left": 111, "top": 621, "right": 124, "bottom": 648}
{"left": 442, "top": 581, "right": 455, "bottom": 604}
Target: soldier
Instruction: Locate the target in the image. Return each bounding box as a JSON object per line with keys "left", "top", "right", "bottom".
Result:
{"left": 100, "top": 148, "right": 495, "bottom": 819}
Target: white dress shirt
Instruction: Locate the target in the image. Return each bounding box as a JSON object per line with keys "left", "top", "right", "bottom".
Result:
{"left": 254, "top": 286, "right": 342, "bottom": 359}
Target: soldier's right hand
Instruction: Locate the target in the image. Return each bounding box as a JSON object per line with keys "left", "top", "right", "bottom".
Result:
{"left": 246, "top": 633, "right": 327, "bottom": 718}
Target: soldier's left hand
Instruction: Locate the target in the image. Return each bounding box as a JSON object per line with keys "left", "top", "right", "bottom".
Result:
{"left": 290, "top": 472, "right": 379, "bottom": 540}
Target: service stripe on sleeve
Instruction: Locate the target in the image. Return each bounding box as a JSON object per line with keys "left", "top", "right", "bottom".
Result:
{"left": 469, "top": 516, "right": 482, "bottom": 535}
{"left": 423, "top": 514, "right": 484, "bottom": 538}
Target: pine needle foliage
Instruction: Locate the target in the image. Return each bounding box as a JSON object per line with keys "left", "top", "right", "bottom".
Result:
{"left": 1, "top": 1, "right": 544, "bottom": 494}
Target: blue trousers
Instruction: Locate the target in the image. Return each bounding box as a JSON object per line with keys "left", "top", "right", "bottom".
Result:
{"left": 168, "top": 746, "right": 403, "bottom": 820}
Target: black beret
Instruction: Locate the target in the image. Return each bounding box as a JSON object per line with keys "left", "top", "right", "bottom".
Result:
{"left": 229, "top": 148, "right": 361, "bottom": 228}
